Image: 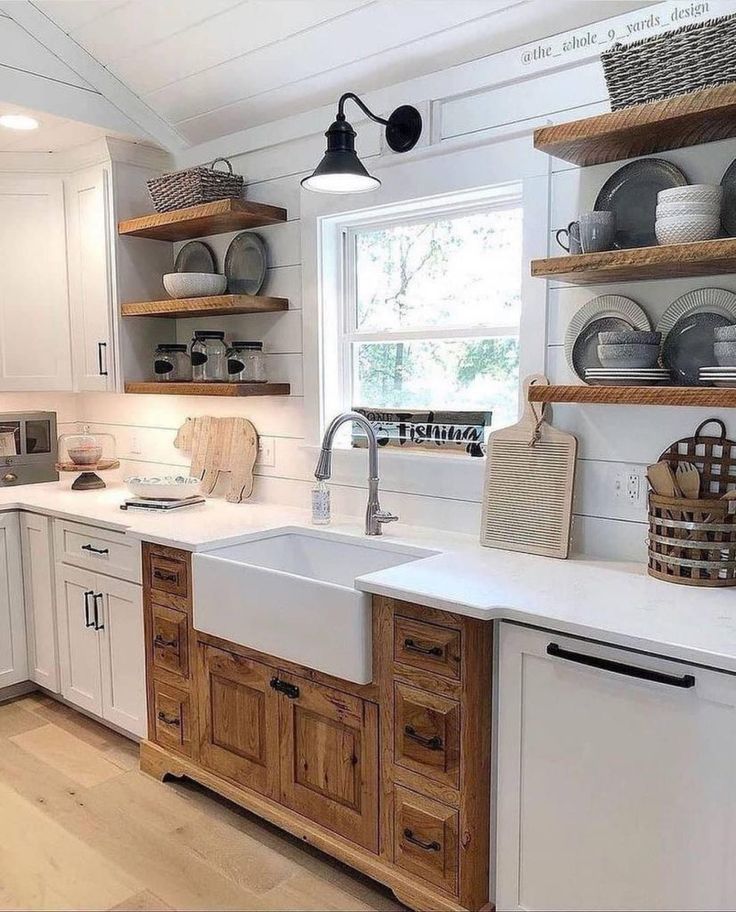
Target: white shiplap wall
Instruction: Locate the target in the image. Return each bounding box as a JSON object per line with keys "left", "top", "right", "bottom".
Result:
{"left": 67, "top": 1, "right": 736, "bottom": 558}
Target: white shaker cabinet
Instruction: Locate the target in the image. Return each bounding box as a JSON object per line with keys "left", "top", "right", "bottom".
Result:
{"left": 20, "top": 512, "right": 59, "bottom": 692}
{"left": 0, "top": 176, "right": 72, "bottom": 391}
{"left": 0, "top": 512, "right": 27, "bottom": 687}
{"left": 496, "top": 623, "right": 736, "bottom": 912}
{"left": 57, "top": 564, "right": 102, "bottom": 716}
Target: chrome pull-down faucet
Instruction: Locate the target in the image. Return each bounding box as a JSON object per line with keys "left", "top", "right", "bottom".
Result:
{"left": 314, "top": 411, "right": 399, "bottom": 535}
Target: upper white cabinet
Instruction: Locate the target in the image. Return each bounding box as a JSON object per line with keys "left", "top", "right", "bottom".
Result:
{"left": 496, "top": 623, "right": 736, "bottom": 912}
{"left": 0, "top": 512, "right": 28, "bottom": 687}
{"left": 0, "top": 176, "right": 72, "bottom": 391}
{"left": 20, "top": 512, "right": 59, "bottom": 692}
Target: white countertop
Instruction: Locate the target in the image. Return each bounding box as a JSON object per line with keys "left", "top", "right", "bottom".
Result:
{"left": 3, "top": 480, "right": 736, "bottom": 674}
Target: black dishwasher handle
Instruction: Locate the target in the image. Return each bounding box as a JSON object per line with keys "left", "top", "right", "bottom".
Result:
{"left": 546, "top": 643, "right": 695, "bottom": 689}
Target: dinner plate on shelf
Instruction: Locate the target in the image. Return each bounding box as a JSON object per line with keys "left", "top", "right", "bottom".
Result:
{"left": 174, "top": 241, "right": 216, "bottom": 273}
{"left": 224, "top": 232, "right": 268, "bottom": 295}
{"left": 565, "top": 295, "right": 651, "bottom": 382}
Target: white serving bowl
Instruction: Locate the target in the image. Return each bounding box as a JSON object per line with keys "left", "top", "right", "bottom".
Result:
{"left": 163, "top": 273, "right": 227, "bottom": 299}
{"left": 125, "top": 475, "right": 202, "bottom": 500}
{"left": 657, "top": 184, "right": 723, "bottom": 206}
{"left": 655, "top": 215, "right": 720, "bottom": 245}
{"left": 656, "top": 200, "right": 720, "bottom": 218}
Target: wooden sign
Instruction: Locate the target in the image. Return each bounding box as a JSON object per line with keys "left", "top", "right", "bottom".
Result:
{"left": 352, "top": 408, "right": 491, "bottom": 456}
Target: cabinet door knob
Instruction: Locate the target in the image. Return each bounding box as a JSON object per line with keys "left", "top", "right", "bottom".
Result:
{"left": 404, "top": 725, "right": 443, "bottom": 750}
{"left": 404, "top": 638, "right": 443, "bottom": 657}
{"left": 2, "top": 473, "right": 17, "bottom": 484}
{"left": 403, "top": 829, "right": 441, "bottom": 852}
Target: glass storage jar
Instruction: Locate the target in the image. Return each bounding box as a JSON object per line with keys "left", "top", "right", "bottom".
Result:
{"left": 226, "top": 341, "right": 267, "bottom": 382}
{"left": 154, "top": 343, "right": 190, "bottom": 382}
{"left": 190, "top": 330, "right": 227, "bottom": 382}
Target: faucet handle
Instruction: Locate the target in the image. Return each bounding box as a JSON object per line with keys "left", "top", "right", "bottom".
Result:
{"left": 375, "top": 510, "right": 399, "bottom": 525}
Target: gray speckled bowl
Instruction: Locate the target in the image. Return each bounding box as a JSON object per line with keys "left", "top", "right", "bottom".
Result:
{"left": 715, "top": 341, "right": 736, "bottom": 367}
{"left": 714, "top": 325, "right": 736, "bottom": 342}
{"left": 598, "top": 330, "right": 661, "bottom": 345}
{"left": 163, "top": 272, "right": 227, "bottom": 299}
{"left": 597, "top": 343, "right": 660, "bottom": 368}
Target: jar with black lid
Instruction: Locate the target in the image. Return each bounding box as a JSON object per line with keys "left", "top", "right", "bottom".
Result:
{"left": 226, "top": 341, "right": 267, "bottom": 382}
{"left": 154, "top": 344, "right": 190, "bottom": 382}
{"left": 190, "top": 330, "right": 227, "bottom": 382}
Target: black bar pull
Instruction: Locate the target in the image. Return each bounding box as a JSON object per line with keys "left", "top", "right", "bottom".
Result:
{"left": 84, "top": 590, "right": 95, "bottom": 628}
{"left": 270, "top": 677, "right": 300, "bottom": 699}
{"left": 546, "top": 643, "right": 695, "bottom": 689}
{"left": 93, "top": 593, "right": 104, "bottom": 631}
{"left": 154, "top": 634, "right": 177, "bottom": 649}
{"left": 403, "top": 829, "right": 440, "bottom": 851}
{"left": 157, "top": 711, "right": 180, "bottom": 727}
{"left": 82, "top": 544, "right": 109, "bottom": 555}
{"left": 153, "top": 568, "right": 177, "bottom": 583}
{"left": 404, "top": 725, "right": 443, "bottom": 750}
{"left": 404, "top": 638, "right": 443, "bottom": 657}
{"left": 98, "top": 341, "right": 108, "bottom": 376}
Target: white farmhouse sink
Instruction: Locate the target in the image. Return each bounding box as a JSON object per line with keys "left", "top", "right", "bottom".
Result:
{"left": 192, "top": 527, "right": 433, "bottom": 684}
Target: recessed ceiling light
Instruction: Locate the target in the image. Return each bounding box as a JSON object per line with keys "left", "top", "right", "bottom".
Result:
{"left": 0, "top": 114, "right": 40, "bottom": 131}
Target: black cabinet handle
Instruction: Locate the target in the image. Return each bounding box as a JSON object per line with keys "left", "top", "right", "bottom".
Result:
{"left": 404, "top": 638, "right": 443, "bottom": 658}
{"left": 154, "top": 634, "right": 177, "bottom": 649}
{"left": 404, "top": 725, "right": 443, "bottom": 750}
{"left": 98, "top": 341, "right": 108, "bottom": 377}
{"left": 153, "top": 568, "right": 178, "bottom": 583}
{"left": 546, "top": 643, "right": 695, "bottom": 689}
{"left": 157, "top": 711, "right": 180, "bottom": 727}
{"left": 82, "top": 544, "right": 109, "bottom": 555}
{"left": 270, "top": 677, "right": 300, "bottom": 699}
{"left": 84, "top": 590, "right": 95, "bottom": 628}
{"left": 403, "top": 829, "right": 440, "bottom": 852}
{"left": 93, "top": 593, "right": 104, "bottom": 631}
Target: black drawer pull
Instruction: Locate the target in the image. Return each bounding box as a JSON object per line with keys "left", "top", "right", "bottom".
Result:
{"left": 84, "top": 590, "right": 95, "bottom": 628}
{"left": 154, "top": 634, "right": 177, "bottom": 649}
{"left": 157, "top": 711, "right": 180, "bottom": 727}
{"left": 403, "top": 829, "right": 440, "bottom": 852}
{"left": 404, "top": 638, "right": 443, "bottom": 657}
{"left": 546, "top": 643, "right": 696, "bottom": 689}
{"left": 153, "top": 568, "right": 178, "bottom": 583}
{"left": 92, "top": 593, "right": 104, "bottom": 631}
{"left": 270, "top": 677, "right": 300, "bottom": 699}
{"left": 404, "top": 725, "right": 443, "bottom": 750}
{"left": 98, "top": 341, "right": 108, "bottom": 377}
{"left": 82, "top": 543, "right": 109, "bottom": 555}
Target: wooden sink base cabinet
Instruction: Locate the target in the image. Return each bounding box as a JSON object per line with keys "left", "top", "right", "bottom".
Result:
{"left": 139, "top": 543, "right": 494, "bottom": 911}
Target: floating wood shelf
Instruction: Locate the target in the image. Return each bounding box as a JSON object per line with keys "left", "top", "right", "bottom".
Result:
{"left": 534, "top": 83, "right": 736, "bottom": 166}
{"left": 528, "top": 385, "right": 736, "bottom": 408}
{"left": 121, "top": 294, "right": 289, "bottom": 318}
{"left": 531, "top": 237, "right": 736, "bottom": 285}
{"left": 118, "top": 199, "right": 287, "bottom": 241}
{"left": 125, "top": 381, "right": 290, "bottom": 397}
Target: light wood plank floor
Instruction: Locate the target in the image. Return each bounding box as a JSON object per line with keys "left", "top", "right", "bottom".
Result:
{"left": 0, "top": 694, "right": 405, "bottom": 912}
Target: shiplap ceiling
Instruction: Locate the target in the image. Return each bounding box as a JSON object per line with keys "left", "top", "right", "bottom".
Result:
{"left": 31, "top": 0, "right": 653, "bottom": 148}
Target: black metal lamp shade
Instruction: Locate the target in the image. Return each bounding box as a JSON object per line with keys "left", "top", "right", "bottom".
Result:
{"left": 302, "top": 94, "right": 422, "bottom": 194}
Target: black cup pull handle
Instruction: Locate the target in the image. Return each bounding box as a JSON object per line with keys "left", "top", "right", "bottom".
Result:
{"left": 83, "top": 590, "right": 95, "bottom": 628}
{"left": 82, "top": 544, "right": 109, "bottom": 555}
{"left": 93, "top": 593, "right": 104, "bottom": 631}
{"left": 404, "top": 726, "right": 443, "bottom": 750}
{"left": 404, "top": 638, "right": 443, "bottom": 657}
{"left": 270, "top": 677, "right": 300, "bottom": 699}
{"left": 154, "top": 634, "right": 177, "bottom": 649}
{"left": 157, "top": 711, "right": 180, "bottom": 727}
{"left": 153, "top": 568, "right": 178, "bottom": 583}
{"left": 98, "top": 341, "right": 108, "bottom": 376}
{"left": 403, "top": 829, "right": 440, "bottom": 852}
{"left": 546, "top": 643, "right": 695, "bottom": 689}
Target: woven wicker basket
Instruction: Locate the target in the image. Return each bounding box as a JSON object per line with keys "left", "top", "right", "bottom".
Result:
{"left": 601, "top": 14, "right": 736, "bottom": 110}
{"left": 147, "top": 158, "right": 244, "bottom": 213}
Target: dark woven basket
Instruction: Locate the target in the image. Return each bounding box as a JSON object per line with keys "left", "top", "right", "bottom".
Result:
{"left": 602, "top": 14, "right": 736, "bottom": 110}
{"left": 147, "top": 158, "right": 244, "bottom": 213}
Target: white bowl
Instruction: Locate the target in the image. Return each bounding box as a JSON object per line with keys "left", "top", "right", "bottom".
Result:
{"left": 163, "top": 273, "right": 226, "bottom": 299}
{"left": 655, "top": 215, "right": 720, "bottom": 245}
{"left": 656, "top": 200, "right": 720, "bottom": 218}
{"left": 125, "top": 475, "right": 202, "bottom": 500}
{"left": 657, "top": 184, "right": 723, "bottom": 206}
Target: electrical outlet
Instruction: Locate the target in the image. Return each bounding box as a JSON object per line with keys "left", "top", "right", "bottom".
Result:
{"left": 614, "top": 466, "right": 645, "bottom": 506}
{"left": 256, "top": 437, "right": 275, "bottom": 467}
{"left": 129, "top": 432, "right": 141, "bottom": 456}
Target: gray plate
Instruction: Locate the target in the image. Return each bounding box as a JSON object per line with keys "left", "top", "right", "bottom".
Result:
{"left": 174, "top": 241, "right": 216, "bottom": 273}
{"left": 572, "top": 316, "right": 636, "bottom": 378}
{"left": 595, "top": 158, "right": 688, "bottom": 249}
{"left": 224, "top": 232, "right": 268, "bottom": 295}
{"left": 662, "top": 311, "right": 735, "bottom": 386}
{"left": 721, "top": 158, "right": 736, "bottom": 236}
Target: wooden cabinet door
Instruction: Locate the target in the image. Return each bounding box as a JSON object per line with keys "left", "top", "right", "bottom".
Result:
{"left": 56, "top": 563, "right": 102, "bottom": 715}
{"left": 198, "top": 644, "right": 279, "bottom": 799}
{"left": 0, "top": 512, "right": 27, "bottom": 688}
{"left": 20, "top": 512, "right": 58, "bottom": 691}
{"left": 99, "top": 576, "right": 146, "bottom": 737}
{"left": 277, "top": 672, "right": 379, "bottom": 852}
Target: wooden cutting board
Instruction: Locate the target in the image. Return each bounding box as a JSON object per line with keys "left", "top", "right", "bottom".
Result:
{"left": 480, "top": 375, "right": 577, "bottom": 559}
{"left": 174, "top": 416, "right": 258, "bottom": 502}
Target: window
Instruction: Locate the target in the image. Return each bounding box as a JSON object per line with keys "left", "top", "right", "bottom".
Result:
{"left": 336, "top": 189, "right": 523, "bottom": 434}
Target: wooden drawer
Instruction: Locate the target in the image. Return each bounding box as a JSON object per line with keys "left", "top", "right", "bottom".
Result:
{"left": 151, "top": 602, "right": 189, "bottom": 680}
{"left": 394, "top": 615, "right": 461, "bottom": 680}
{"left": 394, "top": 786, "right": 459, "bottom": 896}
{"left": 394, "top": 682, "right": 460, "bottom": 788}
{"left": 152, "top": 681, "right": 194, "bottom": 758}
{"left": 55, "top": 519, "right": 141, "bottom": 583}
{"left": 147, "top": 550, "right": 189, "bottom": 598}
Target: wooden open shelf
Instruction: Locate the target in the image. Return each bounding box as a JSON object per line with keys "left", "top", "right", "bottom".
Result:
{"left": 118, "top": 199, "right": 287, "bottom": 241}
{"left": 125, "top": 381, "right": 290, "bottom": 397}
{"left": 534, "top": 83, "right": 736, "bottom": 166}
{"left": 121, "top": 294, "right": 288, "bottom": 318}
{"left": 531, "top": 237, "right": 736, "bottom": 285}
{"left": 528, "top": 385, "right": 736, "bottom": 408}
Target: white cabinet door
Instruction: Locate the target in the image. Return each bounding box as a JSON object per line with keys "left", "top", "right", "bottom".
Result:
{"left": 56, "top": 563, "right": 102, "bottom": 716}
{"left": 496, "top": 623, "right": 736, "bottom": 912}
{"left": 65, "top": 166, "right": 115, "bottom": 392}
{"left": 98, "top": 576, "right": 146, "bottom": 737}
{"left": 20, "top": 513, "right": 59, "bottom": 691}
{"left": 0, "top": 176, "right": 72, "bottom": 391}
{"left": 0, "top": 513, "right": 27, "bottom": 687}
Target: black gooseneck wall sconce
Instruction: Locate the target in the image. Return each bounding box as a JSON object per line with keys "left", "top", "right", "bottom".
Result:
{"left": 301, "top": 92, "right": 422, "bottom": 193}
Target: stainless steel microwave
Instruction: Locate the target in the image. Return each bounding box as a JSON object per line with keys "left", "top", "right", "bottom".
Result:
{"left": 0, "top": 411, "right": 58, "bottom": 487}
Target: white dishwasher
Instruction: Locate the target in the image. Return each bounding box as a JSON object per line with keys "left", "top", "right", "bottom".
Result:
{"left": 495, "top": 622, "right": 736, "bottom": 912}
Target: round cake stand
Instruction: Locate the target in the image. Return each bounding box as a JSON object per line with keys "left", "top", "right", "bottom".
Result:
{"left": 56, "top": 458, "right": 121, "bottom": 491}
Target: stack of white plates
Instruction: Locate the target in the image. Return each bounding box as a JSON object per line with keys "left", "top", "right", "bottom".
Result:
{"left": 699, "top": 366, "right": 736, "bottom": 387}
{"left": 585, "top": 367, "right": 671, "bottom": 386}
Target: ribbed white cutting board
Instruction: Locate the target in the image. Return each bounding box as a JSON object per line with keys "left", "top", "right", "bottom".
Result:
{"left": 480, "top": 375, "right": 577, "bottom": 559}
